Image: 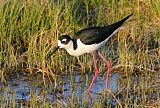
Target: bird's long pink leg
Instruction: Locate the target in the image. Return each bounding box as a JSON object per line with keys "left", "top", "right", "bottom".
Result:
{"left": 98, "top": 52, "right": 111, "bottom": 90}
{"left": 87, "top": 52, "right": 98, "bottom": 94}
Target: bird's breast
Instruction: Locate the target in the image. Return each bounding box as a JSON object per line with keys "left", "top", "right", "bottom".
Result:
{"left": 66, "top": 39, "right": 103, "bottom": 56}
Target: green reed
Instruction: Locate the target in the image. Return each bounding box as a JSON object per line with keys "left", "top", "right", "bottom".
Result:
{"left": 1, "top": 69, "right": 159, "bottom": 108}
{"left": 0, "top": 0, "right": 159, "bottom": 107}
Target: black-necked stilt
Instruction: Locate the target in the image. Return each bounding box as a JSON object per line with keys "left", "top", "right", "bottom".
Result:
{"left": 46, "top": 14, "right": 132, "bottom": 94}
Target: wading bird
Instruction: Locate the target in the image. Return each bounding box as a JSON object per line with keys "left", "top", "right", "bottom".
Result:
{"left": 46, "top": 14, "right": 132, "bottom": 94}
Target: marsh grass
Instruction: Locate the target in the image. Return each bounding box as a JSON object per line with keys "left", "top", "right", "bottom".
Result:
{"left": 0, "top": 70, "right": 159, "bottom": 108}
{"left": 1, "top": 0, "right": 159, "bottom": 79}
{"left": 0, "top": 0, "right": 160, "bottom": 107}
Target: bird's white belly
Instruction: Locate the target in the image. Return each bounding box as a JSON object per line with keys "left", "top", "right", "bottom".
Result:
{"left": 66, "top": 39, "right": 103, "bottom": 56}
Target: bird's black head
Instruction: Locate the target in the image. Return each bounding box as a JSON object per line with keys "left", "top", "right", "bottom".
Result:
{"left": 45, "top": 35, "right": 72, "bottom": 60}
{"left": 58, "top": 35, "right": 72, "bottom": 46}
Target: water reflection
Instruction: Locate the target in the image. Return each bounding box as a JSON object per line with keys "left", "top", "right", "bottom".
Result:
{"left": 0, "top": 71, "right": 120, "bottom": 105}
{"left": 62, "top": 71, "right": 119, "bottom": 99}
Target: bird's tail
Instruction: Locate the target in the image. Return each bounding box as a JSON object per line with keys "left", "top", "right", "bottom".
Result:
{"left": 113, "top": 13, "right": 133, "bottom": 27}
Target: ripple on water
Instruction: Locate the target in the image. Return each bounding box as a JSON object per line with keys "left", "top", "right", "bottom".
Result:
{"left": 0, "top": 71, "right": 120, "bottom": 106}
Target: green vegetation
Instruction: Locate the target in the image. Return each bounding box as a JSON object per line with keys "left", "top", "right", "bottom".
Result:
{"left": 0, "top": 0, "right": 159, "bottom": 107}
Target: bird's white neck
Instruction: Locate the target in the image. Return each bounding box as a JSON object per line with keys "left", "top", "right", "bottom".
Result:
{"left": 64, "top": 40, "right": 76, "bottom": 56}
{"left": 65, "top": 39, "right": 88, "bottom": 56}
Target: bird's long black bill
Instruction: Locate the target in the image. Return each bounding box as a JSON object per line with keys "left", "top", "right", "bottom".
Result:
{"left": 46, "top": 46, "right": 59, "bottom": 60}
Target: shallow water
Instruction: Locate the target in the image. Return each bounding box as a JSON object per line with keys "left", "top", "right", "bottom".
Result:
{"left": 0, "top": 70, "right": 120, "bottom": 106}
{"left": 1, "top": 68, "right": 160, "bottom": 107}
{"left": 52, "top": 69, "right": 160, "bottom": 107}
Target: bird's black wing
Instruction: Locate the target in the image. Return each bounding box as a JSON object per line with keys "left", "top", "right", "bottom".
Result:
{"left": 74, "top": 14, "right": 132, "bottom": 45}
{"left": 74, "top": 27, "right": 107, "bottom": 45}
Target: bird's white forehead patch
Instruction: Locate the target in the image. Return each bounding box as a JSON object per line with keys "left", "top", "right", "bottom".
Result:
{"left": 62, "top": 38, "right": 67, "bottom": 42}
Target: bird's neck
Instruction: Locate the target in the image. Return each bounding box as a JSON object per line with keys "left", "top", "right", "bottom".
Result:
{"left": 65, "top": 39, "right": 85, "bottom": 57}
{"left": 65, "top": 40, "right": 76, "bottom": 55}
{"left": 71, "top": 38, "right": 77, "bottom": 50}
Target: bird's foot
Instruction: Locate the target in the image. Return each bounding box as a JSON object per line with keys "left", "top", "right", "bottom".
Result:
{"left": 82, "top": 89, "right": 92, "bottom": 101}
{"left": 106, "top": 88, "right": 112, "bottom": 93}
{"left": 82, "top": 89, "right": 90, "bottom": 95}
{"left": 86, "top": 89, "right": 90, "bottom": 94}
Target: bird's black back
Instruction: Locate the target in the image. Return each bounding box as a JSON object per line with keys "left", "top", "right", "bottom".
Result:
{"left": 74, "top": 14, "right": 132, "bottom": 45}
